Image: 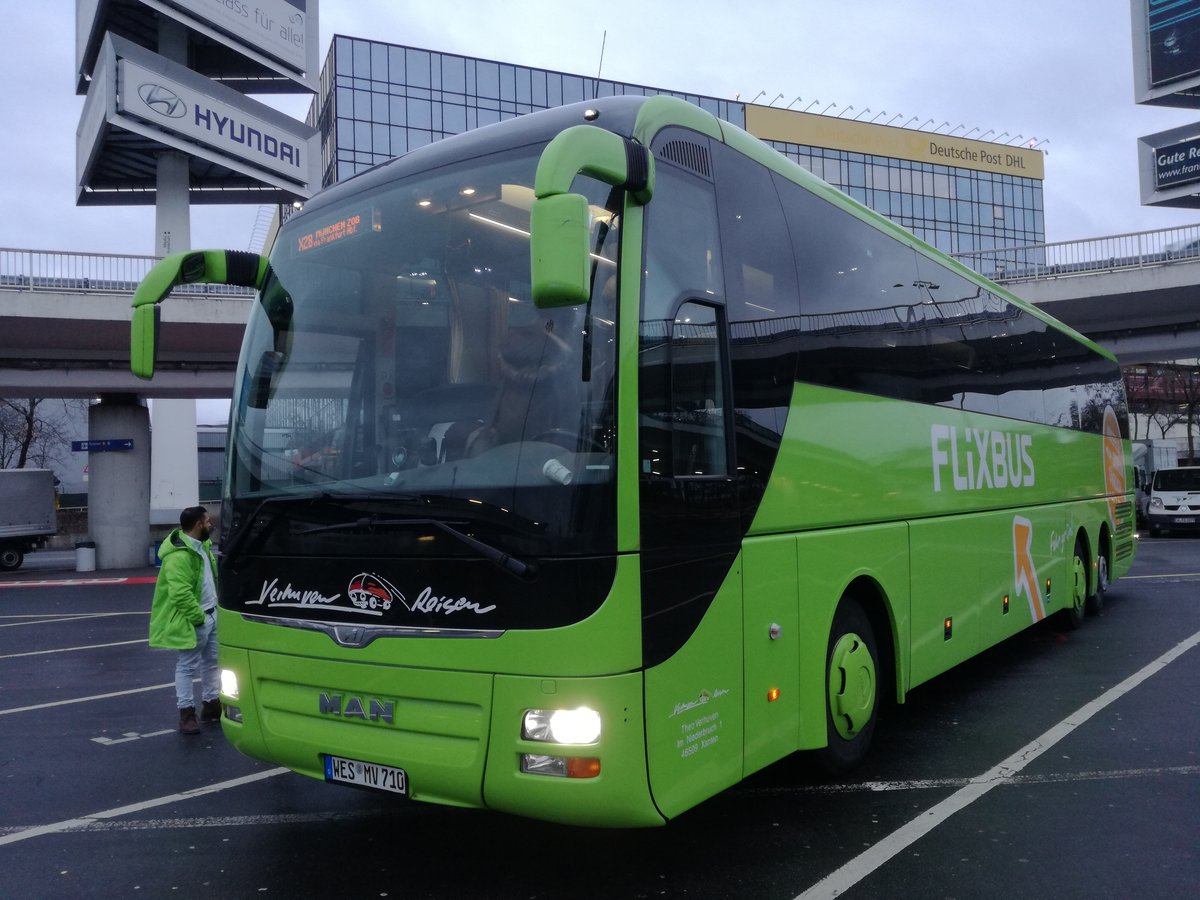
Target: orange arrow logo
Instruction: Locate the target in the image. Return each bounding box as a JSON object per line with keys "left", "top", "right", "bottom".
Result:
{"left": 1102, "top": 406, "right": 1126, "bottom": 527}
{"left": 1013, "top": 516, "right": 1046, "bottom": 622}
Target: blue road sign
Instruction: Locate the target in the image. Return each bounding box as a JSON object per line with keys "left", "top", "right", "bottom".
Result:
{"left": 71, "top": 439, "right": 134, "bottom": 452}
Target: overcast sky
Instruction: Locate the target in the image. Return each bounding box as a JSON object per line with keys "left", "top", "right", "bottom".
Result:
{"left": 3, "top": 0, "right": 1200, "bottom": 259}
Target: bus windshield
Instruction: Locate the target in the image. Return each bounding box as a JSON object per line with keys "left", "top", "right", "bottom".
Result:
{"left": 226, "top": 143, "right": 621, "bottom": 558}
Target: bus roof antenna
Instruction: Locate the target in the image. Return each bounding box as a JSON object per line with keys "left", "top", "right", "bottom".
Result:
{"left": 593, "top": 30, "right": 607, "bottom": 99}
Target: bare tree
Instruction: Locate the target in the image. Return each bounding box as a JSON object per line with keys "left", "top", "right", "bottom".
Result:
{"left": 0, "top": 398, "right": 87, "bottom": 470}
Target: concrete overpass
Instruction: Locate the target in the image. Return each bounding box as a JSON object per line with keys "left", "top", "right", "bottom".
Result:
{"left": 954, "top": 223, "right": 1200, "bottom": 365}
{"left": 1, "top": 248, "right": 251, "bottom": 399}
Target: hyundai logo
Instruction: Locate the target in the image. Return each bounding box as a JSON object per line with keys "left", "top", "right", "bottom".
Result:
{"left": 138, "top": 83, "right": 186, "bottom": 118}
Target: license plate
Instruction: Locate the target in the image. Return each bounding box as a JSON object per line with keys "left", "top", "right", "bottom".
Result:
{"left": 1175, "top": 517, "right": 1196, "bottom": 524}
{"left": 324, "top": 754, "right": 408, "bottom": 795}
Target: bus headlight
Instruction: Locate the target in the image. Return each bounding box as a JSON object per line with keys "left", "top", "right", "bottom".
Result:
{"left": 522, "top": 707, "right": 602, "bottom": 744}
{"left": 220, "top": 668, "right": 240, "bottom": 700}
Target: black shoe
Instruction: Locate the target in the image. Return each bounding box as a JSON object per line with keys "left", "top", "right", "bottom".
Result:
{"left": 179, "top": 706, "right": 200, "bottom": 735}
{"left": 200, "top": 698, "right": 222, "bottom": 723}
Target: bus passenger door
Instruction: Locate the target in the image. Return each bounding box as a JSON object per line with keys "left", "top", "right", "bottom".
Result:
{"left": 742, "top": 535, "right": 800, "bottom": 776}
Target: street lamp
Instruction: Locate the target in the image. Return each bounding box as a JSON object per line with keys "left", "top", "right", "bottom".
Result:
{"left": 786, "top": 96, "right": 803, "bottom": 109}
{"left": 821, "top": 102, "right": 838, "bottom": 115}
{"left": 854, "top": 107, "right": 871, "bottom": 120}
{"left": 804, "top": 100, "right": 820, "bottom": 112}
{"left": 887, "top": 113, "right": 903, "bottom": 125}
{"left": 748, "top": 90, "right": 766, "bottom": 104}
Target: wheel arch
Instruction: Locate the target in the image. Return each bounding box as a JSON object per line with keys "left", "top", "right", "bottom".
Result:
{"left": 841, "top": 575, "right": 901, "bottom": 706}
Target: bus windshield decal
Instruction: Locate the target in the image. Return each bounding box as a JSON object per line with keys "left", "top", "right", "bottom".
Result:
{"left": 249, "top": 574, "right": 497, "bottom": 618}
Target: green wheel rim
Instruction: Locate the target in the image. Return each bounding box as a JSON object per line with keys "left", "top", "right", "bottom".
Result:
{"left": 828, "top": 631, "right": 876, "bottom": 740}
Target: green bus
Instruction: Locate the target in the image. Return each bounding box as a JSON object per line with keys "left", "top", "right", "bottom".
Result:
{"left": 130, "top": 95, "right": 1134, "bottom": 826}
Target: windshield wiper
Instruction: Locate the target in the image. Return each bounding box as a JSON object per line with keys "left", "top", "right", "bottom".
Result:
{"left": 221, "top": 490, "right": 402, "bottom": 562}
{"left": 298, "top": 515, "right": 536, "bottom": 580}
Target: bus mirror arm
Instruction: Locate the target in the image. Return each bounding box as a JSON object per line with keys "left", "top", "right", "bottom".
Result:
{"left": 130, "top": 249, "right": 270, "bottom": 379}
{"left": 530, "top": 125, "right": 653, "bottom": 309}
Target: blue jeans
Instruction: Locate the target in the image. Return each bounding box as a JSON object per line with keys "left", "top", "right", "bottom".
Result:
{"left": 175, "top": 609, "right": 219, "bottom": 709}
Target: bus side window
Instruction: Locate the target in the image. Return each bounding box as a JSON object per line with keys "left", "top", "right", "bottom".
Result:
{"left": 670, "top": 301, "right": 729, "bottom": 478}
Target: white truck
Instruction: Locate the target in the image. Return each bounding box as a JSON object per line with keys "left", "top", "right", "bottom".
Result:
{"left": 1132, "top": 440, "right": 1180, "bottom": 527}
{"left": 0, "top": 468, "right": 57, "bottom": 570}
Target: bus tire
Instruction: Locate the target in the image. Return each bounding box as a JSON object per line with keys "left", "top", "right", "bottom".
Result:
{"left": 1087, "top": 544, "right": 1108, "bottom": 616}
{"left": 1062, "top": 538, "right": 1088, "bottom": 631}
{"left": 816, "top": 598, "right": 879, "bottom": 774}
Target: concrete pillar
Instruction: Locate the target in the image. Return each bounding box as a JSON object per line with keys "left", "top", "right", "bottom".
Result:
{"left": 150, "top": 399, "right": 200, "bottom": 525}
{"left": 150, "top": 16, "right": 197, "bottom": 530}
{"left": 154, "top": 150, "right": 191, "bottom": 257}
{"left": 88, "top": 396, "right": 151, "bottom": 569}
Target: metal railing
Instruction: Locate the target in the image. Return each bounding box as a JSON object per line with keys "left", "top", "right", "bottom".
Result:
{"left": 0, "top": 247, "right": 254, "bottom": 296}
{"left": 954, "top": 222, "right": 1200, "bottom": 283}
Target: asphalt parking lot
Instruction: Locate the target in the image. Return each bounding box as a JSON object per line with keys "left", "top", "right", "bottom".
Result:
{"left": 1, "top": 538, "right": 1197, "bottom": 899}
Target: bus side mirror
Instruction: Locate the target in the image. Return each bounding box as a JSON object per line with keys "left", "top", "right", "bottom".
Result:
{"left": 131, "top": 304, "right": 161, "bottom": 379}
{"left": 130, "top": 249, "right": 268, "bottom": 379}
{"left": 531, "top": 192, "right": 591, "bottom": 308}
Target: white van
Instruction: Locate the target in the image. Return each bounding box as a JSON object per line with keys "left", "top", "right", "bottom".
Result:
{"left": 1146, "top": 466, "right": 1200, "bottom": 537}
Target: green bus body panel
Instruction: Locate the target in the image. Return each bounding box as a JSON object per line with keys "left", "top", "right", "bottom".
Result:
{"left": 644, "top": 559, "right": 744, "bottom": 820}
{"left": 485, "top": 672, "right": 662, "bottom": 826}
{"left": 907, "top": 498, "right": 1120, "bottom": 688}
{"left": 616, "top": 204, "right": 646, "bottom": 552}
{"left": 741, "top": 537, "right": 801, "bottom": 774}
{"left": 632, "top": 95, "right": 723, "bottom": 145}
{"left": 753, "top": 383, "right": 1129, "bottom": 534}
{"left": 221, "top": 645, "right": 494, "bottom": 809}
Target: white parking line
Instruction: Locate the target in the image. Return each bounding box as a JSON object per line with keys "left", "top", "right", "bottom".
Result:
{"left": 0, "top": 769, "right": 289, "bottom": 847}
{"left": 0, "top": 611, "right": 148, "bottom": 629}
{"left": 795, "top": 627, "right": 1200, "bottom": 900}
{"left": 743, "top": 764, "right": 1200, "bottom": 795}
{"left": 0, "top": 639, "right": 146, "bottom": 659}
{"left": 0, "top": 682, "right": 176, "bottom": 715}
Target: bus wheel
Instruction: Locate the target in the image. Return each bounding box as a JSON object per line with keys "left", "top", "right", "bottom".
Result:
{"left": 1062, "top": 539, "right": 1088, "bottom": 631}
{"left": 817, "top": 599, "right": 879, "bottom": 774}
{"left": 1087, "top": 549, "right": 1108, "bottom": 616}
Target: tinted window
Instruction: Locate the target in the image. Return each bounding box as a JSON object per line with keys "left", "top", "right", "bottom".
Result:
{"left": 775, "top": 174, "right": 931, "bottom": 400}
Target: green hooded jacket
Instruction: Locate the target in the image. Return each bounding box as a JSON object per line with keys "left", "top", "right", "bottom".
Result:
{"left": 148, "top": 529, "right": 219, "bottom": 650}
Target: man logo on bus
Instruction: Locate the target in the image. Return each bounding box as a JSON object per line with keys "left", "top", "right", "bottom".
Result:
{"left": 347, "top": 573, "right": 404, "bottom": 612}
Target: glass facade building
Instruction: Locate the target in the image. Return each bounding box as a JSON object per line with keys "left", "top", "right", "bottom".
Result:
{"left": 311, "top": 36, "right": 1044, "bottom": 255}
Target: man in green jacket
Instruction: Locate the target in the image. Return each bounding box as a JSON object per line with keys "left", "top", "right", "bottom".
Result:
{"left": 149, "top": 506, "right": 220, "bottom": 735}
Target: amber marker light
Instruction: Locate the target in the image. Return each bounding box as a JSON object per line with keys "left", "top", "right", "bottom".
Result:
{"left": 767, "top": 688, "right": 781, "bottom": 702}
{"left": 566, "top": 758, "right": 601, "bottom": 778}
